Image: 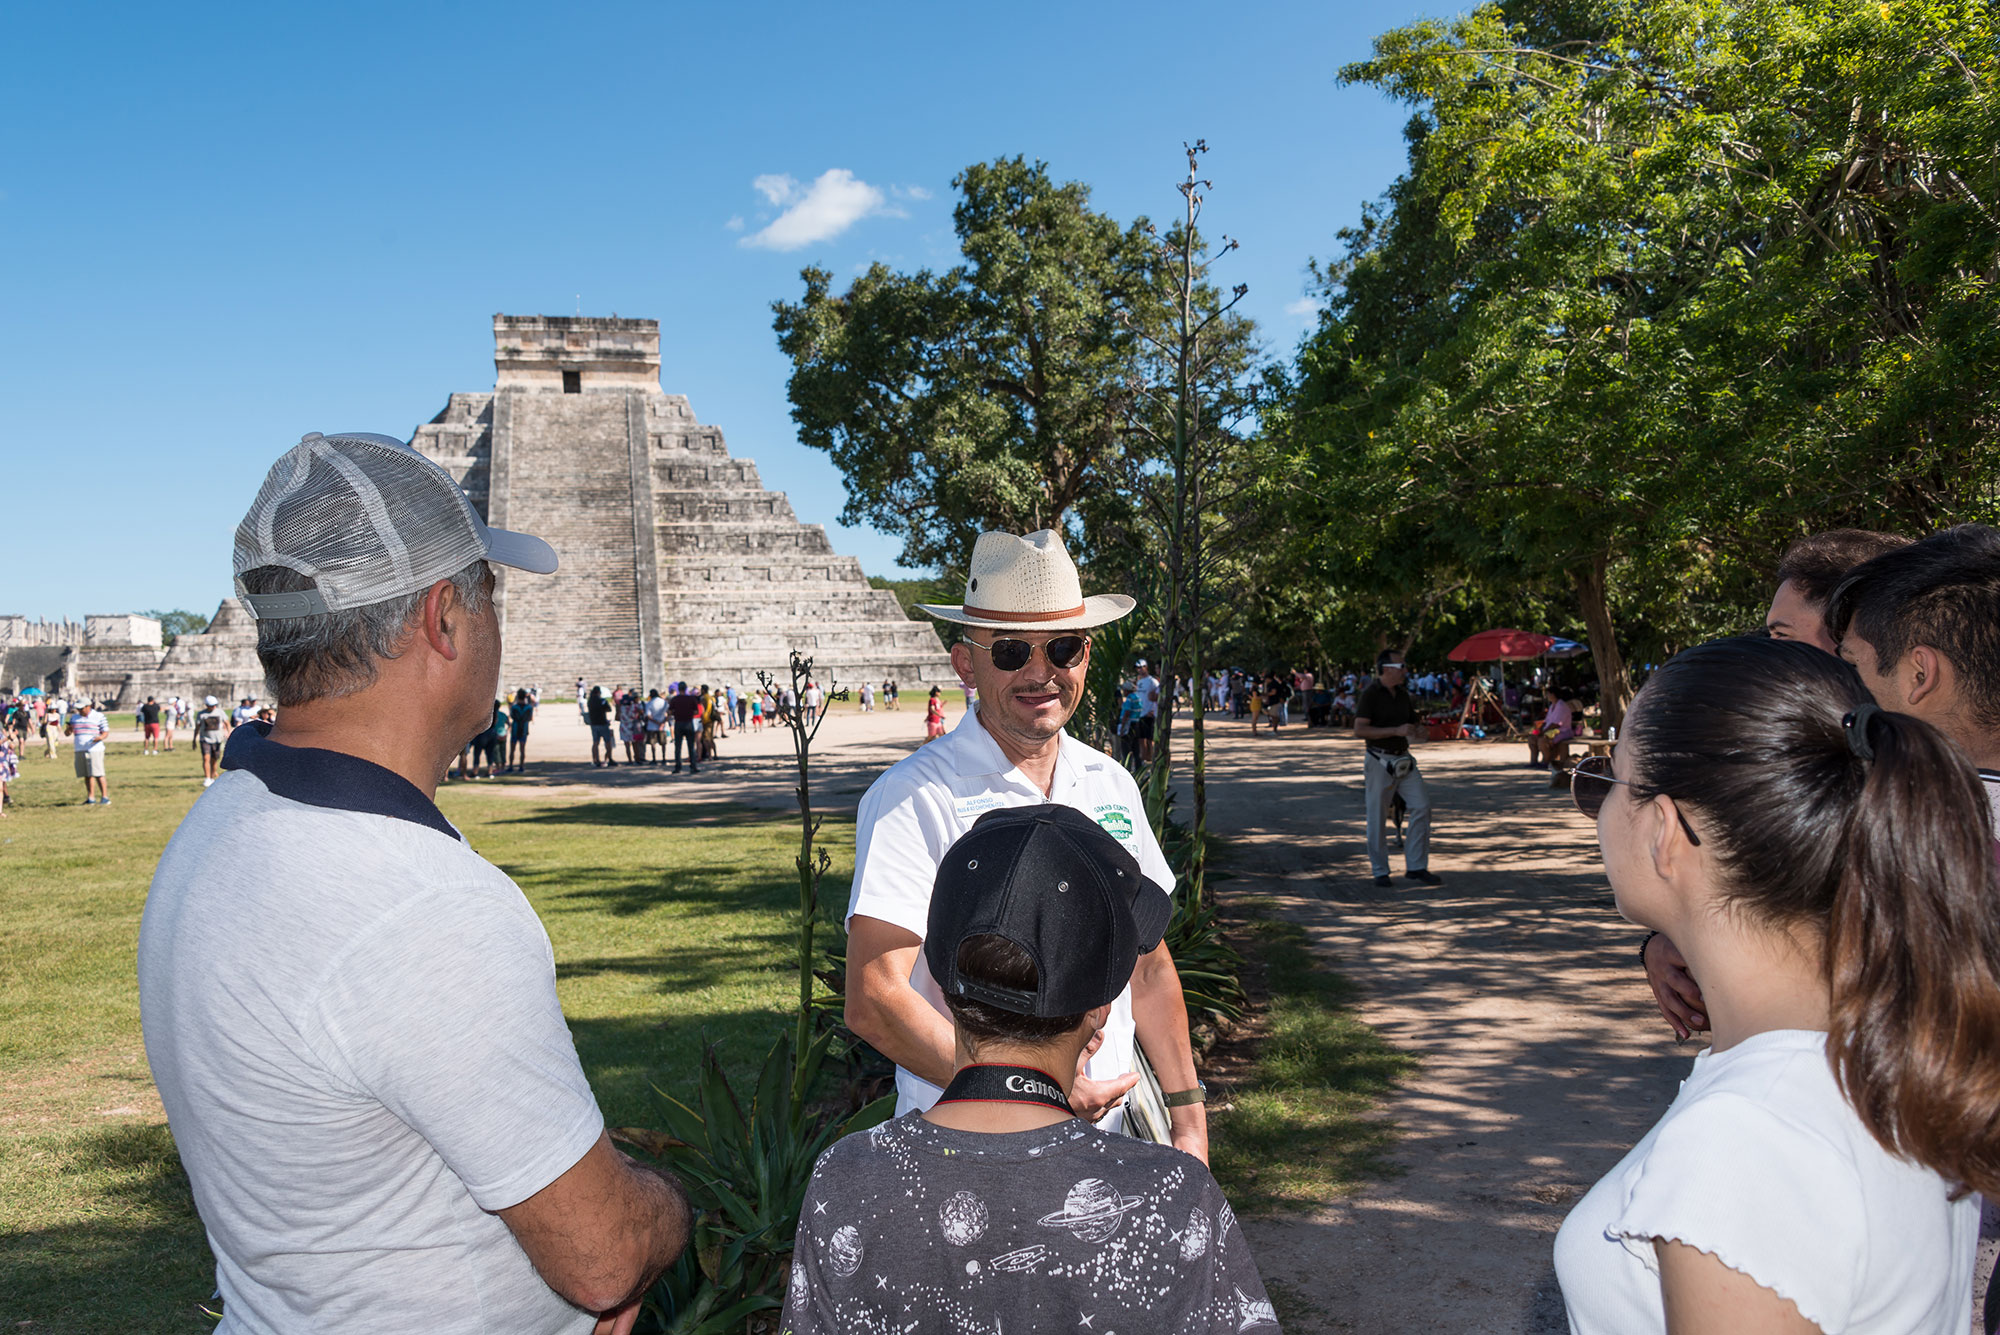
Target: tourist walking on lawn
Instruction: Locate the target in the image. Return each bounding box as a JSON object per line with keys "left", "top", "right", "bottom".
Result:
{"left": 923, "top": 685, "right": 945, "bottom": 740}
{"left": 844, "top": 529, "right": 1208, "bottom": 1158}
{"left": 1354, "top": 649, "right": 1437, "bottom": 887}
{"left": 67, "top": 698, "right": 110, "bottom": 806}
{"left": 140, "top": 430, "right": 688, "bottom": 1333}
{"left": 506, "top": 686, "right": 534, "bottom": 773}
{"left": 194, "top": 694, "right": 229, "bottom": 787}
{"left": 1556, "top": 635, "right": 1999, "bottom": 1334}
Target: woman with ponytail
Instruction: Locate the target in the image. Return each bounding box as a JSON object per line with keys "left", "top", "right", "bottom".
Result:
{"left": 1555, "top": 636, "right": 2000, "bottom": 1334}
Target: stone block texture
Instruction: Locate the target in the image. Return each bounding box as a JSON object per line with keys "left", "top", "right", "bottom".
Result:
{"left": 410, "top": 315, "right": 951, "bottom": 692}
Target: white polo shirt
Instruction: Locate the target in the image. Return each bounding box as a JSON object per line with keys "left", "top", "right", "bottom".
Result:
{"left": 847, "top": 707, "right": 1174, "bottom": 1125}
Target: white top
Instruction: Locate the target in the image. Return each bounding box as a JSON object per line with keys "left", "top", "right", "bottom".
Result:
{"left": 139, "top": 726, "right": 601, "bottom": 1334}
{"left": 645, "top": 696, "right": 668, "bottom": 725}
{"left": 1136, "top": 674, "right": 1161, "bottom": 718}
{"left": 1555, "top": 1029, "right": 1977, "bottom": 1334}
{"left": 847, "top": 707, "right": 1174, "bottom": 1124}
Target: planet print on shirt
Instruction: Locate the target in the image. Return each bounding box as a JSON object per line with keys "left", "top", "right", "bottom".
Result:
{"left": 1180, "top": 1207, "right": 1213, "bottom": 1261}
{"left": 827, "top": 1224, "right": 865, "bottom": 1277}
{"left": 1036, "top": 1177, "right": 1146, "bottom": 1243}
{"left": 939, "top": 1189, "right": 989, "bottom": 1245}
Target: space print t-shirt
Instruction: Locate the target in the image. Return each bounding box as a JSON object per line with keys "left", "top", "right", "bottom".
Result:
{"left": 781, "top": 1112, "right": 1279, "bottom": 1334}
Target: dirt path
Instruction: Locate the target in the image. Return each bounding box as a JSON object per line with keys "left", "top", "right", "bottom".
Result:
{"left": 1185, "top": 720, "right": 1692, "bottom": 1334}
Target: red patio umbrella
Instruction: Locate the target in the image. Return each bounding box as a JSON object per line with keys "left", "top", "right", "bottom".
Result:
{"left": 1446, "top": 628, "right": 1556, "bottom": 662}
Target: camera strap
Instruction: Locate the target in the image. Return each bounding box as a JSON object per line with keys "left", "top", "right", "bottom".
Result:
{"left": 935, "top": 1063, "right": 1074, "bottom": 1115}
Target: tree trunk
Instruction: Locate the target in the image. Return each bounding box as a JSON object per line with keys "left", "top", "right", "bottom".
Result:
{"left": 1572, "top": 556, "right": 1633, "bottom": 730}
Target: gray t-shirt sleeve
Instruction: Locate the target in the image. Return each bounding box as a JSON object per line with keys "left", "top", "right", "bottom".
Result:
{"left": 311, "top": 883, "right": 605, "bottom": 1211}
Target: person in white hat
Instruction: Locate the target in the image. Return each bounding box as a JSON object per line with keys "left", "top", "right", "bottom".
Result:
{"left": 194, "top": 694, "right": 230, "bottom": 786}
{"left": 844, "top": 529, "right": 1209, "bottom": 1159}
{"left": 139, "top": 433, "right": 688, "bottom": 1334}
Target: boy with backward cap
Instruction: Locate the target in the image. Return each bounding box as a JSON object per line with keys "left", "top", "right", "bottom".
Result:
{"left": 783, "top": 807, "right": 1279, "bottom": 1334}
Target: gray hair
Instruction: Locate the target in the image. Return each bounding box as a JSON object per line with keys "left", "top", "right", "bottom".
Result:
{"left": 239, "top": 560, "right": 492, "bottom": 707}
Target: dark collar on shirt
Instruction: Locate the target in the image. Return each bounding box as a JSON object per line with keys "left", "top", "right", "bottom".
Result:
{"left": 221, "top": 721, "right": 461, "bottom": 841}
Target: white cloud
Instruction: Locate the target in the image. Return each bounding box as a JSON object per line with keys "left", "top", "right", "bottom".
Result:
{"left": 724, "top": 215, "right": 745, "bottom": 232}
{"left": 891, "top": 184, "right": 933, "bottom": 202}
{"left": 1286, "top": 297, "right": 1325, "bottom": 319}
{"left": 740, "top": 169, "right": 893, "bottom": 250}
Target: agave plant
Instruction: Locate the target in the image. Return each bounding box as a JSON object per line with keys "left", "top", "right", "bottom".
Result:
{"left": 615, "top": 1029, "right": 893, "bottom": 1333}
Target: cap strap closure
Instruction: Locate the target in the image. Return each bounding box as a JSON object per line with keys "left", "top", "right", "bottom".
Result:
{"left": 240, "top": 588, "right": 332, "bottom": 620}
{"left": 960, "top": 602, "right": 1089, "bottom": 623}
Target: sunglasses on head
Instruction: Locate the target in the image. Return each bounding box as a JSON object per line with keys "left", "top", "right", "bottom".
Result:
{"left": 1570, "top": 755, "right": 1702, "bottom": 846}
{"left": 964, "top": 635, "right": 1090, "bottom": 672}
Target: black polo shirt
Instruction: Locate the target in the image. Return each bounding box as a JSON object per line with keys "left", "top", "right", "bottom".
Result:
{"left": 1355, "top": 679, "right": 1415, "bottom": 755}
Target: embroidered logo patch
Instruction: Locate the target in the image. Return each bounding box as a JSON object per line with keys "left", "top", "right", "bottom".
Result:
{"left": 1095, "top": 805, "right": 1134, "bottom": 840}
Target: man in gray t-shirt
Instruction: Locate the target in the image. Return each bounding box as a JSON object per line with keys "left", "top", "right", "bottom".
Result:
{"left": 141, "top": 432, "right": 690, "bottom": 1334}
{"left": 784, "top": 807, "right": 1278, "bottom": 1334}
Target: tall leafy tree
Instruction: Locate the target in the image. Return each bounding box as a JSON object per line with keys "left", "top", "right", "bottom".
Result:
{"left": 773, "top": 158, "right": 1163, "bottom": 572}
{"left": 1278, "top": 0, "right": 1999, "bottom": 722}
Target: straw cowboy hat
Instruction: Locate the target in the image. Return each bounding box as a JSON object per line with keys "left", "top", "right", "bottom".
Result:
{"left": 916, "top": 529, "right": 1136, "bottom": 632}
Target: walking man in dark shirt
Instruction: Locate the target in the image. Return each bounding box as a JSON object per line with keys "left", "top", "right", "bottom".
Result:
{"left": 784, "top": 807, "right": 1278, "bottom": 1335}
{"left": 1353, "top": 650, "right": 1437, "bottom": 888}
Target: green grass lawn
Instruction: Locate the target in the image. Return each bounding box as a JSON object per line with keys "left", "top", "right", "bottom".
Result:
{"left": 0, "top": 741, "right": 851, "bottom": 1333}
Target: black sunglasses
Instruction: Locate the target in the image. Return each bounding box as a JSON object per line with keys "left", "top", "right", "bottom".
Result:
{"left": 964, "top": 635, "right": 1090, "bottom": 673}
{"left": 1570, "top": 755, "right": 1702, "bottom": 846}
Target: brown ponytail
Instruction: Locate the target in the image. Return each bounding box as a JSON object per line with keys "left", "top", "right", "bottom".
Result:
{"left": 1627, "top": 637, "right": 2000, "bottom": 1196}
{"left": 1827, "top": 708, "right": 2000, "bottom": 1196}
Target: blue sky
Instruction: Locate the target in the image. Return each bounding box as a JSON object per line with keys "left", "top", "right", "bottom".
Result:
{"left": 4, "top": 0, "right": 1450, "bottom": 622}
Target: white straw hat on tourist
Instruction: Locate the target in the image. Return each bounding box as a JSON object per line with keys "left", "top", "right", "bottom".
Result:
{"left": 232, "top": 432, "right": 557, "bottom": 619}
{"left": 916, "top": 529, "right": 1135, "bottom": 632}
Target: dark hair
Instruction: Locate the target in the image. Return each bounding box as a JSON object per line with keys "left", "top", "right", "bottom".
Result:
{"left": 1627, "top": 636, "right": 2000, "bottom": 1195}
{"left": 941, "top": 934, "right": 1088, "bottom": 1046}
{"left": 1825, "top": 524, "right": 2000, "bottom": 729}
{"left": 1774, "top": 529, "right": 1911, "bottom": 608}
{"left": 1376, "top": 650, "right": 1404, "bottom": 671}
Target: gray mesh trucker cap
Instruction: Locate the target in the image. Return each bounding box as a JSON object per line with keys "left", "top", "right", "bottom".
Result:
{"left": 232, "top": 432, "right": 558, "bottom": 620}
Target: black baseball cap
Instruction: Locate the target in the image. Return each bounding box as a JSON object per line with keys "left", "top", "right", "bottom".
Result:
{"left": 925, "top": 806, "right": 1174, "bottom": 1017}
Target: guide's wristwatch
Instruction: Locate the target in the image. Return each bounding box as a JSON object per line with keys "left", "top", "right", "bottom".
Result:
{"left": 1162, "top": 1082, "right": 1207, "bottom": 1108}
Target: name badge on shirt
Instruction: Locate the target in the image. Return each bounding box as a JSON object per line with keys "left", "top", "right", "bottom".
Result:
{"left": 953, "top": 792, "right": 1009, "bottom": 822}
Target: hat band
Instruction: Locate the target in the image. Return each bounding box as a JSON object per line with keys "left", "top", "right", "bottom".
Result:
{"left": 961, "top": 601, "right": 1089, "bottom": 623}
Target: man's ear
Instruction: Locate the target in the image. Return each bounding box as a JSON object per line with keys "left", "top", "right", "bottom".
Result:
{"left": 1905, "top": 645, "right": 1948, "bottom": 710}
{"left": 419, "top": 578, "right": 463, "bottom": 663}
{"left": 1083, "top": 1002, "right": 1113, "bottom": 1034}
{"left": 949, "top": 641, "right": 974, "bottom": 680}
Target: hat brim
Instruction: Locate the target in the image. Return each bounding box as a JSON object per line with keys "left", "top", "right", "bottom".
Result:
{"left": 482, "top": 526, "right": 560, "bottom": 576}
{"left": 1130, "top": 877, "right": 1174, "bottom": 955}
{"left": 914, "top": 593, "right": 1136, "bottom": 632}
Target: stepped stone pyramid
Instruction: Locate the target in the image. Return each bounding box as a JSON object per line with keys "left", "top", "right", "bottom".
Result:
{"left": 411, "top": 315, "right": 951, "bottom": 693}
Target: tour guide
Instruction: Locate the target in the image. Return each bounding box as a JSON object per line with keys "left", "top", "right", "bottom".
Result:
{"left": 844, "top": 529, "right": 1208, "bottom": 1159}
{"left": 139, "top": 433, "right": 689, "bottom": 1334}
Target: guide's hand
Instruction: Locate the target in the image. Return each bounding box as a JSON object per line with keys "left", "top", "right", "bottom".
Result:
{"left": 1643, "top": 932, "right": 1708, "bottom": 1040}
{"left": 1405, "top": 723, "right": 1426, "bottom": 743}
{"left": 592, "top": 1299, "right": 640, "bottom": 1335}
{"left": 1070, "top": 1030, "right": 1137, "bottom": 1121}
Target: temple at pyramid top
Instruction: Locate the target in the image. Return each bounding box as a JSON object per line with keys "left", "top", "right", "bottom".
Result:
{"left": 492, "top": 314, "right": 662, "bottom": 392}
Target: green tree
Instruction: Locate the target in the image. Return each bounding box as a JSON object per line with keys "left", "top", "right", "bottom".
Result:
{"left": 141, "top": 608, "right": 209, "bottom": 647}
{"left": 1278, "top": 0, "right": 1999, "bottom": 721}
